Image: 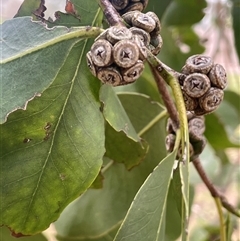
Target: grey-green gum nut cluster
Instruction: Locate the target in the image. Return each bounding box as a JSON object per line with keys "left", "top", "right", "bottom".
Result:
{"left": 86, "top": 26, "right": 144, "bottom": 86}
{"left": 122, "top": 10, "right": 162, "bottom": 55}
{"left": 180, "top": 54, "right": 227, "bottom": 115}
{"left": 166, "top": 112, "right": 206, "bottom": 161}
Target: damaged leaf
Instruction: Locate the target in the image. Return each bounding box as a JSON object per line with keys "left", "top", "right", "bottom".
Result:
{"left": 0, "top": 0, "right": 105, "bottom": 235}
{"left": 0, "top": 16, "right": 102, "bottom": 124}
{"left": 45, "top": 0, "right": 101, "bottom": 28}
{"left": 14, "top": 0, "right": 46, "bottom": 19}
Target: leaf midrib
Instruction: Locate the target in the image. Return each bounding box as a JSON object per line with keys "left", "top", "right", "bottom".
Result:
{"left": 1, "top": 23, "right": 102, "bottom": 64}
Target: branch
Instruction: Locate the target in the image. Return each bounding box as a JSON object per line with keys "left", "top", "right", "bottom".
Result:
{"left": 192, "top": 157, "right": 240, "bottom": 217}
{"left": 98, "top": 0, "right": 125, "bottom": 27}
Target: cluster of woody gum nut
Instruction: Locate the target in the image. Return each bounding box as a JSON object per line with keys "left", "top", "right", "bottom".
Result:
{"left": 86, "top": 0, "right": 228, "bottom": 160}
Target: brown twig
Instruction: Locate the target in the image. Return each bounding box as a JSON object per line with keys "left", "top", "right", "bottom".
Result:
{"left": 192, "top": 157, "right": 240, "bottom": 217}
{"left": 98, "top": 0, "right": 125, "bottom": 27}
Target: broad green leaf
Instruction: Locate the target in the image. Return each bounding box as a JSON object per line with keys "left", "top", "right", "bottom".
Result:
{"left": 114, "top": 151, "right": 176, "bottom": 241}
{"left": 0, "top": 16, "right": 102, "bottom": 123}
{"left": 0, "top": 227, "right": 47, "bottom": 241}
{"left": 0, "top": 26, "right": 105, "bottom": 238}
{"left": 231, "top": 0, "right": 240, "bottom": 61}
{"left": 105, "top": 122, "right": 149, "bottom": 170}
{"left": 205, "top": 113, "right": 240, "bottom": 149}
{"left": 162, "top": 0, "right": 207, "bottom": 26}
{"left": 99, "top": 85, "right": 140, "bottom": 142}
{"left": 54, "top": 93, "right": 167, "bottom": 240}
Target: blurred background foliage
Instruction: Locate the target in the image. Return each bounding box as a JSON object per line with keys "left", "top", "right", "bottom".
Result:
{"left": 1, "top": 0, "right": 239, "bottom": 240}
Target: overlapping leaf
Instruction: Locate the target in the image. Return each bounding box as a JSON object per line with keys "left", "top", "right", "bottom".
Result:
{"left": 54, "top": 93, "right": 167, "bottom": 240}
{"left": 0, "top": 1, "right": 106, "bottom": 235}
{"left": 0, "top": 38, "right": 105, "bottom": 235}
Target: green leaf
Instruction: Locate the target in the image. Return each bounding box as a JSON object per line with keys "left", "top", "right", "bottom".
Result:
{"left": 54, "top": 93, "right": 167, "bottom": 240}
{"left": 231, "top": 0, "right": 240, "bottom": 61}
{"left": 99, "top": 85, "right": 140, "bottom": 142}
{"left": 105, "top": 122, "right": 149, "bottom": 170}
{"left": 205, "top": 113, "right": 240, "bottom": 149}
{"left": 114, "top": 151, "right": 176, "bottom": 241}
{"left": 162, "top": 0, "right": 207, "bottom": 26}
{"left": 0, "top": 33, "right": 105, "bottom": 236}
{"left": 0, "top": 227, "right": 47, "bottom": 241}
{"left": 0, "top": 16, "right": 102, "bottom": 123}
{"left": 100, "top": 86, "right": 149, "bottom": 170}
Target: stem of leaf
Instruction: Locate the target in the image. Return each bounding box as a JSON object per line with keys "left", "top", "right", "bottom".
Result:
{"left": 214, "top": 197, "right": 226, "bottom": 241}
{"left": 138, "top": 110, "right": 168, "bottom": 137}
